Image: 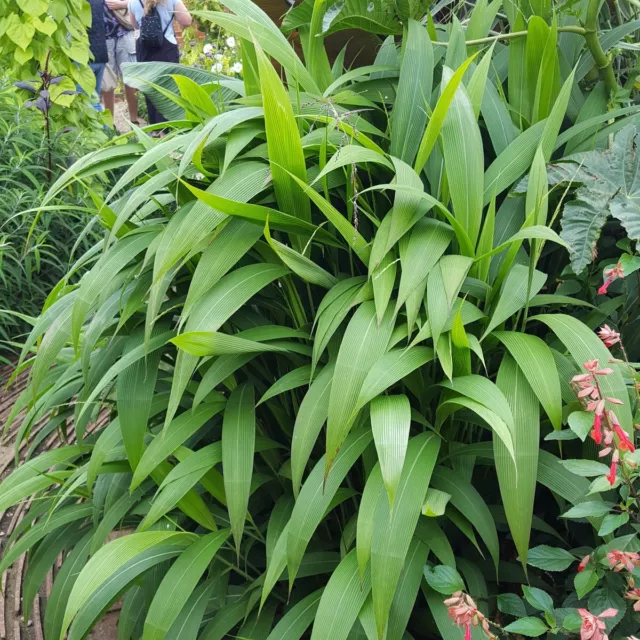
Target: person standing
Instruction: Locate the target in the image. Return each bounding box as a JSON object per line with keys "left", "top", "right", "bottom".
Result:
{"left": 128, "top": 0, "right": 192, "bottom": 125}
{"left": 87, "top": 0, "right": 108, "bottom": 110}
{"left": 102, "top": 0, "right": 139, "bottom": 122}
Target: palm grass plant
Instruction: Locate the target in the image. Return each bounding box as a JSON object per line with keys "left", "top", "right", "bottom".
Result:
{"left": 1, "top": 0, "right": 640, "bottom": 638}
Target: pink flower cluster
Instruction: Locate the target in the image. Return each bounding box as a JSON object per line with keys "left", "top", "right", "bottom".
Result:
{"left": 626, "top": 587, "right": 640, "bottom": 612}
{"left": 607, "top": 550, "right": 640, "bottom": 573}
{"left": 598, "top": 263, "right": 624, "bottom": 295}
{"left": 578, "top": 608, "right": 617, "bottom": 640}
{"left": 571, "top": 360, "right": 635, "bottom": 486}
{"left": 597, "top": 325, "right": 621, "bottom": 348}
{"left": 444, "top": 591, "right": 494, "bottom": 640}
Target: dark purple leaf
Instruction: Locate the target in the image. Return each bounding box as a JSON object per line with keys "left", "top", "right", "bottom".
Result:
{"left": 60, "top": 90, "right": 77, "bottom": 95}
{"left": 14, "top": 81, "right": 37, "bottom": 92}
{"left": 35, "top": 96, "right": 48, "bottom": 111}
{"left": 39, "top": 89, "right": 50, "bottom": 100}
{"left": 50, "top": 76, "right": 65, "bottom": 85}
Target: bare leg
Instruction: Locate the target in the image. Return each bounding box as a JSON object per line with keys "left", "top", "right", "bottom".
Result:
{"left": 125, "top": 85, "right": 138, "bottom": 122}
{"left": 102, "top": 89, "right": 115, "bottom": 116}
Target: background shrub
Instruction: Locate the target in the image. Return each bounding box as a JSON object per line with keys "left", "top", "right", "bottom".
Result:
{"left": 0, "top": 79, "right": 101, "bottom": 360}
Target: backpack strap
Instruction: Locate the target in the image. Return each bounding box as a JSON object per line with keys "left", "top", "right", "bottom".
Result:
{"left": 162, "top": 14, "right": 172, "bottom": 36}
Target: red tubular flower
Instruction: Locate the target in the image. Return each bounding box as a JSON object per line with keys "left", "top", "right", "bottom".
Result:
{"left": 613, "top": 423, "right": 636, "bottom": 453}
{"left": 598, "top": 279, "right": 613, "bottom": 295}
{"left": 606, "top": 450, "right": 619, "bottom": 486}
{"left": 592, "top": 412, "right": 603, "bottom": 445}
{"left": 598, "top": 263, "right": 624, "bottom": 296}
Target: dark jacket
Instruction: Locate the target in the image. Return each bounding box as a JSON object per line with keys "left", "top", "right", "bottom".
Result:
{"left": 88, "top": 0, "right": 108, "bottom": 64}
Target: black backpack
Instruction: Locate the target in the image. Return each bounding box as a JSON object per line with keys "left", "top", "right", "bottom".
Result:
{"left": 138, "top": 0, "right": 170, "bottom": 49}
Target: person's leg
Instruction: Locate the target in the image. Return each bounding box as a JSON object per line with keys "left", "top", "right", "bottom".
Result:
{"left": 145, "top": 40, "right": 180, "bottom": 126}
{"left": 102, "top": 88, "right": 115, "bottom": 114}
{"left": 89, "top": 63, "right": 106, "bottom": 111}
{"left": 117, "top": 32, "right": 139, "bottom": 122}
{"left": 146, "top": 96, "right": 162, "bottom": 125}
{"left": 125, "top": 85, "right": 138, "bottom": 121}
{"left": 101, "top": 39, "right": 116, "bottom": 115}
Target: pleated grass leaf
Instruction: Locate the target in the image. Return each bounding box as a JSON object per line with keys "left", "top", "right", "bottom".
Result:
{"left": 370, "top": 394, "right": 411, "bottom": 509}
{"left": 222, "top": 383, "right": 255, "bottom": 552}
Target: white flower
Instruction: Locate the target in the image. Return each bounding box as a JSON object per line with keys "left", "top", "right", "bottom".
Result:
{"left": 231, "top": 62, "right": 243, "bottom": 74}
{"left": 194, "top": 172, "right": 204, "bottom": 180}
{"left": 225, "top": 36, "right": 236, "bottom": 48}
{"left": 203, "top": 43, "right": 213, "bottom": 54}
{"left": 213, "top": 62, "right": 223, "bottom": 73}
{"left": 214, "top": 53, "right": 223, "bottom": 60}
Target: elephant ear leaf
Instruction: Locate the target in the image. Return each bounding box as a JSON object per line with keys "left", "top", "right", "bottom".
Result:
{"left": 547, "top": 125, "right": 640, "bottom": 274}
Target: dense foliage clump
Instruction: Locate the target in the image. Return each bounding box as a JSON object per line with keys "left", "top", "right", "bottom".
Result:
{"left": 1, "top": 0, "right": 640, "bottom": 639}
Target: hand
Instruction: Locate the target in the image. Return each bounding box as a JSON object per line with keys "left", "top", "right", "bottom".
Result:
{"left": 106, "top": 0, "right": 128, "bottom": 9}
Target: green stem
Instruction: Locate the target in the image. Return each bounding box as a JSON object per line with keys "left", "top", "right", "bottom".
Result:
{"left": 585, "top": 0, "right": 619, "bottom": 98}
{"left": 443, "top": 3, "right": 619, "bottom": 99}
{"left": 442, "top": 25, "right": 587, "bottom": 47}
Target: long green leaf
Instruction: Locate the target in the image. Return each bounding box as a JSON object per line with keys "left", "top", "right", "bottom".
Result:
{"left": 60, "top": 532, "right": 195, "bottom": 639}
{"left": 495, "top": 354, "right": 539, "bottom": 571}
{"left": 431, "top": 466, "right": 499, "bottom": 570}
{"left": 326, "top": 301, "right": 395, "bottom": 473}
{"left": 255, "top": 40, "right": 311, "bottom": 240}
{"left": 371, "top": 432, "right": 441, "bottom": 638}
{"left": 390, "top": 19, "right": 433, "bottom": 166}
{"left": 493, "top": 331, "right": 562, "bottom": 430}
{"left": 291, "top": 363, "right": 335, "bottom": 497}
{"left": 142, "top": 530, "right": 230, "bottom": 640}
{"left": 222, "top": 383, "right": 256, "bottom": 550}
{"left": 440, "top": 66, "right": 484, "bottom": 246}
{"left": 370, "top": 394, "right": 411, "bottom": 509}
{"left": 288, "top": 427, "right": 373, "bottom": 588}
{"left": 311, "top": 550, "right": 371, "bottom": 640}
